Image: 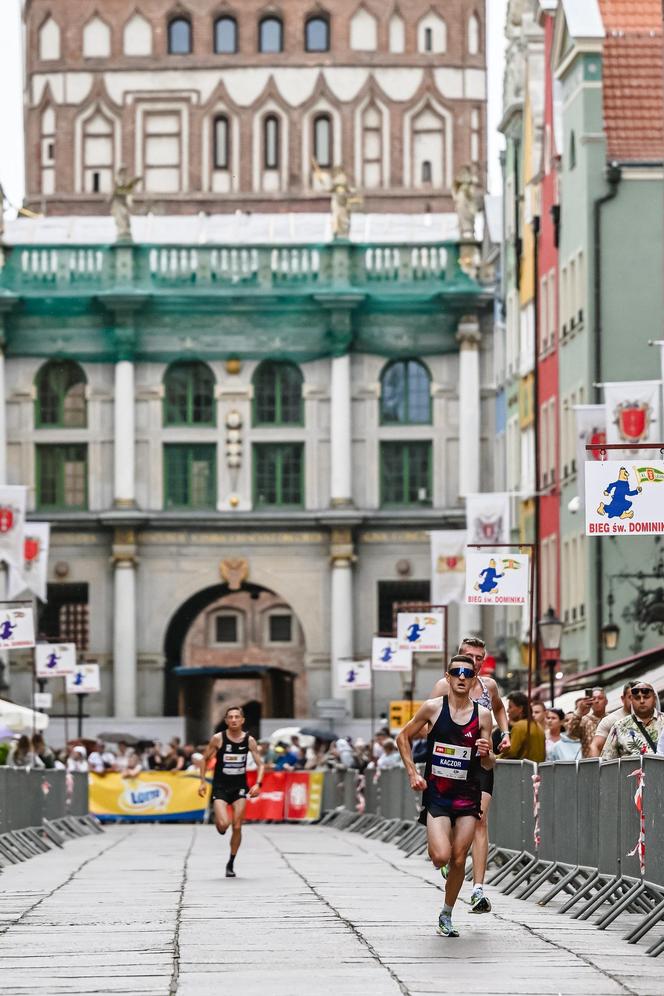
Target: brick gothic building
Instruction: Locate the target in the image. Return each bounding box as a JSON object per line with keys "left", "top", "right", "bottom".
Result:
{"left": 24, "top": 0, "right": 487, "bottom": 215}
{"left": 6, "top": 1, "right": 493, "bottom": 741}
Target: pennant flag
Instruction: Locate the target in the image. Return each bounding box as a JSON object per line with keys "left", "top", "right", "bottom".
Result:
{"left": 338, "top": 658, "right": 371, "bottom": 690}
{"left": 430, "top": 531, "right": 466, "bottom": 605}
{"left": 574, "top": 404, "right": 606, "bottom": 499}
{"left": 35, "top": 642, "right": 77, "bottom": 678}
{"left": 371, "top": 637, "right": 412, "bottom": 672}
{"left": 465, "top": 493, "right": 510, "bottom": 546}
{"left": 586, "top": 460, "right": 664, "bottom": 535}
{"left": 603, "top": 381, "right": 661, "bottom": 446}
{"left": 396, "top": 612, "right": 444, "bottom": 653}
{"left": 0, "top": 486, "right": 27, "bottom": 571}
{"left": 8, "top": 522, "right": 50, "bottom": 602}
{"left": 465, "top": 552, "right": 530, "bottom": 605}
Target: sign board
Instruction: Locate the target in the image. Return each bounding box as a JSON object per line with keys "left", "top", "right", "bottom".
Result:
{"left": 465, "top": 552, "right": 529, "bottom": 605}
{"left": 585, "top": 460, "right": 664, "bottom": 535}
{"left": 338, "top": 658, "right": 371, "bottom": 690}
{"left": 66, "top": 663, "right": 101, "bottom": 694}
{"left": 389, "top": 699, "right": 424, "bottom": 734}
{"left": 0, "top": 605, "right": 35, "bottom": 649}
{"left": 33, "top": 692, "right": 52, "bottom": 709}
{"left": 315, "top": 698, "right": 349, "bottom": 719}
{"left": 35, "top": 642, "right": 76, "bottom": 677}
{"left": 396, "top": 612, "right": 444, "bottom": 653}
{"left": 371, "top": 636, "right": 412, "bottom": 672}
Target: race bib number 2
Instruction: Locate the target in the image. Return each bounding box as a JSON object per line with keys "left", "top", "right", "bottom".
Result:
{"left": 431, "top": 741, "right": 472, "bottom": 781}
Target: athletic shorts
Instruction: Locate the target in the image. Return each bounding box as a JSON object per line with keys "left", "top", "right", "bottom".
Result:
{"left": 212, "top": 785, "right": 248, "bottom": 805}
{"left": 478, "top": 766, "right": 495, "bottom": 796}
{"left": 418, "top": 801, "right": 481, "bottom": 826}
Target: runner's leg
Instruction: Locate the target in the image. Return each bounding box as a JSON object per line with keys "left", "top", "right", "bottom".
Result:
{"left": 213, "top": 799, "right": 231, "bottom": 835}
{"left": 426, "top": 812, "right": 453, "bottom": 870}
{"left": 472, "top": 791, "right": 491, "bottom": 885}
{"left": 226, "top": 798, "right": 247, "bottom": 876}
{"left": 445, "top": 815, "right": 478, "bottom": 910}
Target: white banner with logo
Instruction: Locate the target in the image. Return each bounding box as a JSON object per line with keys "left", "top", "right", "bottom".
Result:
{"left": 430, "top": 530, "right": 466, "bottom": 605}
{"left": 397, "top": 612, "right": 444, "bottom": 653}
{"left": 574, "top": 405, "right": 606, "bottom": 499}
{"left": 603, "top": 381, "right": 661, "bottom": 446}
{"left": 66, "top": 663, "right": 100, "bottom": 694}
{"left": 35, "top": 642, "right": 77, "bottom": 677}
{"left": 465, "top": 552, "right": 529, "bottom": 605}
{"left": 0, "top": 486, "right": 27, "bottom": 570}
{"left": 338, "top": 658, "right": 371, "bottom": 690}
{"left": 8, "top": 522, "right": 50, "bottom": 602}
{"left": 586, "top": 460, "right": 664, "bottom": 535}
{"left": 371, "top": 636, "right": 412, "bottom": 672}
{"left": 465, "top": 493, "right": 510, "bottom": 546}
{"left": 0, "top": 605, "right": 35, "bottom": 649}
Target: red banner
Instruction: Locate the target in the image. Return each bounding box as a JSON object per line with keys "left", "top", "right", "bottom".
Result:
{"left": 238, "top": 770, "right": 324, "bottom": 822}
{"left": 244, "top": 770, "right": 286, "bottom": 821}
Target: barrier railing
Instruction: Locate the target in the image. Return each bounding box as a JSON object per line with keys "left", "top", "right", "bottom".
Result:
{"left": 0, "top": 768, "right": 88, "bottom": 833}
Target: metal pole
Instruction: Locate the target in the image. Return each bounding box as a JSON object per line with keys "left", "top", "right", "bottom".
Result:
{"left": 549, "top": 660, "right": 555, "bottom": 707}
{"left": 63, "top": 677, "right": 69, "bottom": 745}
{"left": 527, "top": 545, "right": 536, "bottom": 738}
{"left": 77, "top": 693, "right": 86, "bottom": 739}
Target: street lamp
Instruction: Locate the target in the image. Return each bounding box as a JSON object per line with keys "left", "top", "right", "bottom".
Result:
{"left": 538, "top": 606, "right": 563, "bottom": 707}
{"left": 601, "top": 583, "right": 620, "bottom": 651}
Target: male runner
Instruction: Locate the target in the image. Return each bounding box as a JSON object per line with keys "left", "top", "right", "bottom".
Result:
{"left": 397, "top": 655, "right": 495, "bottom": 937}
{"left": 199, "top": 706, "right": 265, "bottom": 878}
{"left": 430, "top": 636, "right": 509, "bottom": 913}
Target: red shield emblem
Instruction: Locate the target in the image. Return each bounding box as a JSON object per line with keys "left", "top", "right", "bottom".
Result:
{"left": 615, "top": 403, "right": 650, "bottom": 443}
{"left": 0, "top": 508, "right": 15, "bottom": 534}
{"left": 589, "top": 428, "right": 606, "bottom": 460}
{"left": 24, "top": 536, "right": 40, "bottom": 566}
{"left": 445, "top": 557, "right": 458, "bottom": 569}
{"left": 476, "top": 516, "right": 502, "bottom": 543}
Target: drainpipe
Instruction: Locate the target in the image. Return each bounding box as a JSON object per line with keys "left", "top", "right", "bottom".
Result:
{"left": 532, "top": 213, "right": 541, "bottom": 684}
{"left": 593, "top": 162, "right": 622, "bottom": 668}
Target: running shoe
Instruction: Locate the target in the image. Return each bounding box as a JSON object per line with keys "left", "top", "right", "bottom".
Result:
{"left": 437, "top": 912, "right": 459, "bottom": 937}
{"left": 225, "top": 864, "right": 236, "bottom": 878}
{"left": 469, "top": 890, "right": 491, "bottom": 914}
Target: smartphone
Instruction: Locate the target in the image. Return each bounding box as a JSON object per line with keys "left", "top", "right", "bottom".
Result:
{"left": 584, "top": 689, "right": 593, "bottom": 698}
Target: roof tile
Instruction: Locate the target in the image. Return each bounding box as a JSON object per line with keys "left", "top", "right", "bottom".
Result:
{"left": 599, "top": 0, "right": 662, "bottom": 31}
{"left": 602, "top": 34, "right": 664, "bottom": 161}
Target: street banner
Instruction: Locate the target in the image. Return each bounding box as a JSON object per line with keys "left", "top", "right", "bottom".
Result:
{"left": 0, "top": 605, "right": 35, "bottom": 649}
{"left": 397, "top": 612, "right": 444, "bottom": 652}
{"left": 585, "top": 460, "right": 664, "bottom": 535}
{"left": 8, "top": 522, "right": 50, "bottom": 602}
{"left": 465, "top": 493, "right": 510, "bottom": 546}
{"left": 371, "top": 636, "right": 412, "bottom": 672}
{"left": 574, "top": 405, "right": 606, "bottom": 499}
{"left": 0, "top": 486, "right": 27, "bottom": 570}
{"left": 245, "top": 770, "right": 286, "bottom": 821}
{"left": 35, "top": 642, "right": 76, "bottom": 677}
{"left": 603, "top": 381, "right": 661, "bottom": 446}
{"left": 283, "top": 771, "right": 325, "bottom": 821}
{"left": 430, "top": 530, "right": 466, "bottom": 604}
{"left": 66, "top": 663, "right": 100, "bottom": 694}
{"left": 90, "top": 771, "right": 209, "bottom": 822}
{"left": 465, "top": 552, "right": 529, "bottom": 605}
{"left": 338, "top": 658, "right": 371, "bottom": 690}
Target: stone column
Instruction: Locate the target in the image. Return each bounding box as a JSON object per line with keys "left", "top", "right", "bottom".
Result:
{"left": 330, "top": 528, "right": 355, "bottom": 711}
{"left": 112, "top": 529, "right": 138, "bottom": 717}
{"left": 457, "top": 317, "right": 482, "bottom": 637}
{"left": 330, "top": 353, "right": 352, "bottom": 506}
{"left": 114, "top": 359, "right": 135, "bottom": 507}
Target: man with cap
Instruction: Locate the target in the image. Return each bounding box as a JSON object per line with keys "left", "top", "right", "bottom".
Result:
{"left": 601, "top": 681, "right": 664, "bottom": 758}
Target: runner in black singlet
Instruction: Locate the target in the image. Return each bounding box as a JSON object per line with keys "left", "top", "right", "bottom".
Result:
{"left": 199, "top": 706, "right": 265, "bottom": 878}
{"left": 397, "top": 655, "right": 494, "bottom": 937}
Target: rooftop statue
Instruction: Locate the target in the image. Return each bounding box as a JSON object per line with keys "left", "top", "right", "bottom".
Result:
{"left": 111, "top": 167, "right": 142, "bottom": 242}
{"left": 312, "top": 161, "right": 363, "bottom": 240}
{"left": 453, "top": 165, "right": 482, "bottom": 241}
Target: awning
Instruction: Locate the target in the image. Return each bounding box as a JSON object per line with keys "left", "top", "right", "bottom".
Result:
{"left": 0, "top": 698, "right": 49, "bottom": 734}
{"left": 548, "top": 645, "right": 664, "bottom": 714}
{"left": 173, "top": 665, "right": 274, "bottom": 679}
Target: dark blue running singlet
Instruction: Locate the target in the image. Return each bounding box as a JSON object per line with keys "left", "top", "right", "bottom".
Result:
{"left": 421, "top": 696, "right": 482, "bottom": 819}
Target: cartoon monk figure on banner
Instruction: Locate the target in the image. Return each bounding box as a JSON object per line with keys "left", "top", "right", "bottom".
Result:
{"left": 597, "top": 466, "right": 642, "bottom": 520}
{"left": 474, "top": 558, "right": 505, "bottom": 594}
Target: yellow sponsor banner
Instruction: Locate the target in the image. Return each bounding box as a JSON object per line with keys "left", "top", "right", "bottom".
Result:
{"left": 389, "top": 699, "right": 424, "bottom": 733}
{"left": 90, "top": 770, "right": 210, "bottom": 822}
{"left": 306, "top": 771, "right": 324, "bottom": 820}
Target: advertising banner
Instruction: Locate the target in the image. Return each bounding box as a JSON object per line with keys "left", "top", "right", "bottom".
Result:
{"left": 396, "top": 612, "right": 444, "bottom": 653}
{"left": 90, "top": 771, "right": 209, "bottom": 822}
{"left": 35, "top": 642, "right": 76, "bottom": 678}
{"left": 0, "top": 485, "right": 27, "bottom": 570}
{"left": 8, "top": 522, "right": 50, "bottom": 602}
{"left": 465, "top": 493, "right": 510, "bottom": 546}
{"left": 465, "top": 552, "right": 529, "bottom": 605}
{"left": 574, "top": 405, "right": 606, "bottom": 499}
{"left": 0, "top": 605, "right": 35, "bottom": 649}
{"left": 585, "top": 460, "right": 664, "bottom": 535}
{"left": 371, "top": 636, "right": 412, "bottom": 672}
{"left": 338, "top": 658, "right": 371, "bottom": 690}
{"left": 244, "top": 770, "right": 286, "bottom": 821}
{"left": 430, "top": 530, "right": 466, "bottom": 605}
{"left": 283, "top": 771, "right": 325, "bottom": 822}
{"left": 66, "top": 663, "right": 100, "bottom": 694}
{"left": 604, "top": 381, "right": 661, "bottom": 446}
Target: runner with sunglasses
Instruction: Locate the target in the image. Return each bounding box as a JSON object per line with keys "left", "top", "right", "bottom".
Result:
{"left": 396, "top": 655, "right": 495, "bottom": 937}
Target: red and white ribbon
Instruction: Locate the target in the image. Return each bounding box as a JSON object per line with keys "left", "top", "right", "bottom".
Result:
{"left": 356, "top": 772, "right": 366, "bottom": 814}
{"left": 532, "top": 772, "right": 541, "bottom": 850}
{"left": 627, "top": 767, "right": 646, "bottom": 876}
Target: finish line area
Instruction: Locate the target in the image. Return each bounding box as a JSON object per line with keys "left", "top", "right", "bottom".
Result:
{"left": 0, "top": 823, "right": 660, "bottom": 996}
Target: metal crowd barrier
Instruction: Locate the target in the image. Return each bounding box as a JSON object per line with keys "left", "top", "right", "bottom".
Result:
{"left": 319, "top": 756, "right": 664, "bottom": 957}
{"left": 0, "top": 768, "right": 99, "bottom": 868}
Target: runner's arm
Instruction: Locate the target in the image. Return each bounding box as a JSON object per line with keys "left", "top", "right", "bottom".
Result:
{"left": 396, "top": 699, "right": 439, "bottom": 791}
{"left": 487, "top": 679, "right": 510, "bottom": 750}
{"left": 498, "top": 721, "right": 525, "bottom": 759}
{"left": 429, "top": 677, "right": 449, "bottom": 699}
{"left": 198, "top": 734, "right": 220, "bottom": 796}
{"left": 247, "top": 736, "right": 265, "bottom": 798}
{"left": 477, "top": 706, "right": 496, "bottom": 770}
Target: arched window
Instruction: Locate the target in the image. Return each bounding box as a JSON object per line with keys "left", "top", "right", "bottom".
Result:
{"left": 214, "top": 15, "right": 237, "bottom": 53}
{"left": 259, "top": 16, "right": 283, "bottom": 53}
{"left": 468, "top": 14, "right": 480, "bottom": 55}
{"left": 305, "top": 16, "right": 329, "bottom": 52}
{"left": 263, "top": 114, "right": 280, "bottom": 169}
{"left": 380, "top": 360, "right": 431, "bottom": 424}
{"left": 361, "top": 103, "right": 383, "bottom": 188}
{"left": 168, "top": 16, "right": 191, "bottom": 54}
{"left": 36, "top": 361, "right": 87, "bottom": 428}
{"left": 313, "top": 114, "right": 332, "bottom": 168}
{"left": 253, "top": 362, "right": 303, "bottom": 425}
{"left": 213, "top": 115, "right": 230, "bottom": 169}
{"left": 163, "top": 362, "right": 215, "bottom": 426}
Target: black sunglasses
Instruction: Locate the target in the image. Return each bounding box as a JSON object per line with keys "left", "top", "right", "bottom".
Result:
{"left": 631, "top": 688, "right": 654, "bottom": 698}
{"left": 448, "top": 666, "right": 475, "bottom": 679}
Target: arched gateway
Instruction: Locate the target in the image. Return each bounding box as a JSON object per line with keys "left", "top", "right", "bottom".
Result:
{"left": 164, "top": 582, "right": 306, "bottom": 742}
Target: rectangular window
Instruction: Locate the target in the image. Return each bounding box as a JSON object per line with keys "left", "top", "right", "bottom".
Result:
{"left": 548, "top": 268, "right": 556, "bottom": 346}
{"left": 144, "top": 111, "right": 182, "bottom": 193}
{"left": 213, "top": 117, "right": 229, "bottom": 170}
{"left": 254, "top": 443, "right": 304, "bottom": 507}
{"left": 37, "top": 444, "right": 87, "bottom": 510}
{"left": 539, "top": 275, "right": 548, "bottom": 354}
{"left": 380, "top": 441, "right": 432, "bottom": 506}
{"left": 164, "top": 444, "right": 216, "bottom": 508}
{"left": 215, "top": 614, "right": 238, "bottom": 643}
{"left": 38, "top": 583, "right": 89, "bottom": 650}
{"left": 377, "top": 580, "right": 431, "bottom": 636}
{"left": 268, "top": 613, "right": 292, "bottom": 642}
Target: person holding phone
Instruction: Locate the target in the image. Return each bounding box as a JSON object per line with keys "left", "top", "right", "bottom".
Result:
{"left": 567, "top": 687, "right": 608, "bottom": 757}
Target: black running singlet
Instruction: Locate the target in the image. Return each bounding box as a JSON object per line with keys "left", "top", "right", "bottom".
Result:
{"left": 422, "top": 696, "right": 482, "bottom": 817}
{"left": 213, "top": 731, "right": 249, "bottom": 790}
